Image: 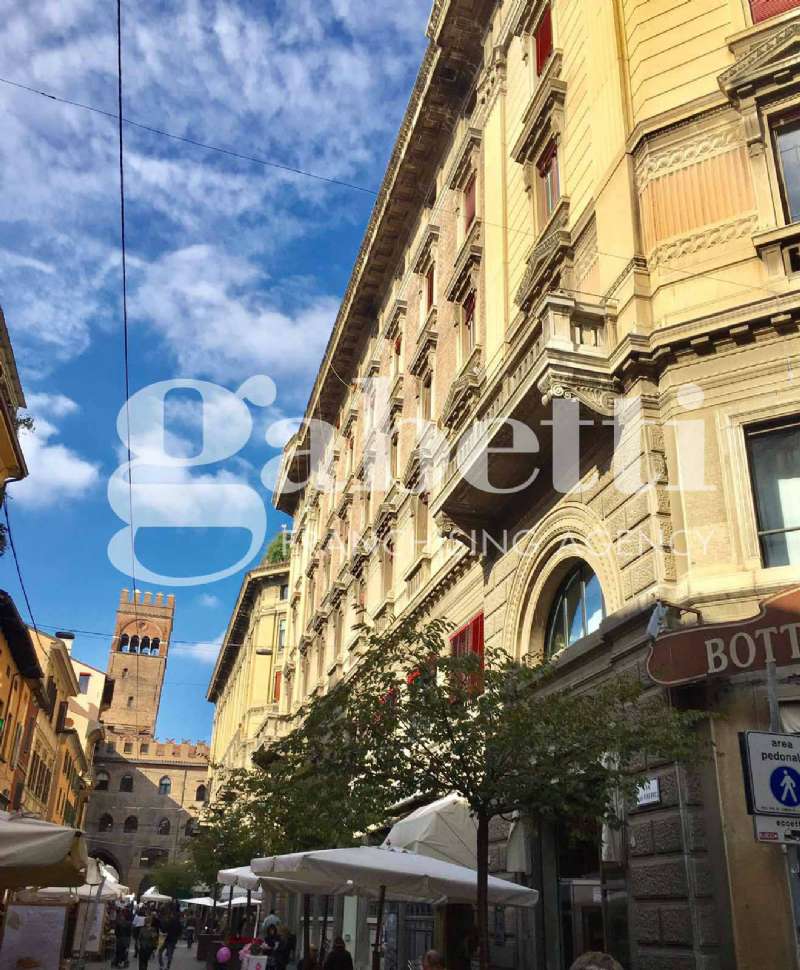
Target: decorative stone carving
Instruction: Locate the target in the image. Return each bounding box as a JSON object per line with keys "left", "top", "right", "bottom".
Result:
{"left": 634, "top": 127, "right": 745, "bottom": 191}
{"left": 514, "top": 200, "right": 571, "bottom": 311}
{"left": 409, "top": 313, "right": 439, "bottom": 377}
{"left": 434, "top": 511, "right": 474, "bottom": 548}
{"left": 538, "top": 374, "right": 620, "bottom": 418}
{"left": 648, "top": 214, "right": 758, "bottom": 269}
{"left": 441, "top": 349, "right": 484, "bottom": 431}
{"left": 511, "top": 53, "right": 565, "bottom": 166}
{"left": 446, "top": 219, "right": 483, "bottom": 302}
{"left": 719, "top": 21, "right": 800, "bottom": 106}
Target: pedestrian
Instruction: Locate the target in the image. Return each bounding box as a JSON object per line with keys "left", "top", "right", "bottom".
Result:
{"left": 421, "top": 950, "right": 445, "bottom": 970}
{"left": 569, "top": 954, "right": 624, "bottom": 970}
{"left": 298, "top": 943, "right": 320, "bottom": 970}
{"left": 158, "top": 910, "right": 183, "bottom": 969}
{"left": 323, "top": 937, "right": 353, "bottom": 970}
{"left": 137, "top": 917, "right": 159, "bottom": 970}
{"left": 114, "top": 910, "right": 132, "bottom": 967}
{"left": 273, "top": 926, "right": 292, "bottom": 970}
{"left": 132, "top": 909, "right": 146, "bottom": 957}
{"left": 263, "top": 923, "right": 280, "bottom": 968}
{"left": 185, "top": 914, "right": 196, "bottom": 948}
{"left": 260, "top": 908, "right": 281, "bottom": 937}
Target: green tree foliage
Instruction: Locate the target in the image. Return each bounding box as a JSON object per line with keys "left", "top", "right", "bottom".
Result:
{"left": 264, "top": 532, "right": 290, "bottom": 564}
{"left": 149, "top": 859, "right": 198, "bottom": 901}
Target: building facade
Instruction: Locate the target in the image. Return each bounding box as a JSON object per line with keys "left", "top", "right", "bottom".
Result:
{"left": 207, "top": 557, "right": 289, "bottom": 795}
{"left": 84, "top": 590, "right": 209, "bottom": 892}
{"left": 270, "top": 2, "right": 800, "bottom": 968}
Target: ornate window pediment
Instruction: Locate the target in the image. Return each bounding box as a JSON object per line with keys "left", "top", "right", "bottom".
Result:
{"left": 446, "top": 219, "right": 483, "bottom": 302}
{"left": 441, "top": 347, "right": 484, "bottom": 431}
{"left": 719, "top": 20, "right": 800, "bottom": 106}
{"left": 514, "top": 198, "right": 571, "bottom": 311}
{"left": 447, "top": 127, "right": 482, "bottom": 191}
{"left": 512, "top": 52, "right": 565, "bottom": 166}
{"left": 383, "top": 299, "right": 407, "bottom": 342}
{"left": 409, "top": 312, "right": 438, "bottom": 377}
{"left": 411, "top": 226, "right": 440, "bottom": 275}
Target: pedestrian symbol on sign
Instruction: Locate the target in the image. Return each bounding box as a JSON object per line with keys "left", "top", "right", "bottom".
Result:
{"left": 770, "top": 766, "right": 800, "bottom": 807}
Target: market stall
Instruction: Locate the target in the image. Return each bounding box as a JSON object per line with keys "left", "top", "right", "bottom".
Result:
{"left": 0, "top": 810, "right": 88, "bottom": 890}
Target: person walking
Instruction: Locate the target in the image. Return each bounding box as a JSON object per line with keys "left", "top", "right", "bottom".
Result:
{"left": 323, "top": 937, "right": 353, "bottom": 970}
{"left": 113, "top": 911, "right": 132, "bottom": 968}
{"left": 260, "top": 909, "right": 281, "bottom": 937}
{"left": 137, "top": 917, "right": 159, "bottom": 970}
{"left": 158, "top": 910, "right": 183, "bottom": 970}
{"left": 132, "top": 910, "right": 146, "bottom": 957}
{"left": 569, "top": 954, "right": 624, "bottom": 970}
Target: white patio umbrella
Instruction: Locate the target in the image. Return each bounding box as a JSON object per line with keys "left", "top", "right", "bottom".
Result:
{"left": 141, "top": 885, "right": 172, "bottom": 902}
{"left": 251, "top": 845, "right": 537, "bottom": 906}
{"left": 383, "top": 794, "right": 478, "bottom": 869}
{"left": 218, "top": 865, "right": 262, "bottom": 891}
{"left": 0, "top": 811, "right": 88, "bottom": 889}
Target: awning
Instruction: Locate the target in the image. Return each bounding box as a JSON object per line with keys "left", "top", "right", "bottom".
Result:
{"left": 29, "top": 858, "right": 129, "bottom": 901}
{"left": 141, "top": 886, "right": 173, "bottom": 902}
{"left": 251, "top": 846, "right": 538, "bottom": 907}
{"left": 218, "top": 866, "right": 262, "bottom": 891}
{"left": 0, "top": 812, "right": 88, "bottom": 889}
{"left": 383, "top": 794, "right": 478, "bottom": 869}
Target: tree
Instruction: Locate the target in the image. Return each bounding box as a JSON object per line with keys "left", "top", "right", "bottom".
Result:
{"left": 264, "top": 531, "right": 290, "bottom": 564}
{"left": 326, "top": 616, "right": 706, "bottom": 970}
{"left": 149, "top": 859, "right": 197, "bottom": 901}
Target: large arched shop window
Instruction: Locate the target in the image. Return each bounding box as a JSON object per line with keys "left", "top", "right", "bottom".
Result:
{"left": 544, "top": 562, "right": 605, "bottom": 659}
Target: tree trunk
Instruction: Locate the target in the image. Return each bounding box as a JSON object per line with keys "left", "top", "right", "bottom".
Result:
{"left": 477, "top": 810, "right": 490, "bottom": 970}
{"left": 303, "top": 894, "right": 311, "bottom": 963}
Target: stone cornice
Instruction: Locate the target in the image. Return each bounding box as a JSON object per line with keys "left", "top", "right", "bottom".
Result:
{"left": 511, "top": 52, "right": 565, "bottom": 165}
{"left": 514, "top": 198, "right": 571, "bottom": 311}
{"left": 411, "top": 225, "right": 441, "bottom": 275}
{"left": 719, "top": 19, "right": 800, "bottom": 106}
{"left": 447, "top": 127, "right": 483, "bottom": 190}
{"left": 446, "top": 219, "right": 483, "bottom": 302}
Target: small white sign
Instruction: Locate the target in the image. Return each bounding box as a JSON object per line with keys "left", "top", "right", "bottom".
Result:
{"left": 754, "top": 815, "right": 800, "bottom": 844}
{"left": 742, "top": 731, "right": 800, "bottom": 817}
{"left": 636, "top": 778, "right": 660, "bottom": 807}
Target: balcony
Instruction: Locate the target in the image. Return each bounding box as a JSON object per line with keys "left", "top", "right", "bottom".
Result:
{"left": 430, "top": 293, "right": 619, "bottom": 537}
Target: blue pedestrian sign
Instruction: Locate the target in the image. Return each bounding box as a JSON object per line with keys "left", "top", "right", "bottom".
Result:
{"left": 770, "top": 766, "right": 800, "bottom": 807}
{"left": 741, "top": 731, "right": 800, "bottom": 818}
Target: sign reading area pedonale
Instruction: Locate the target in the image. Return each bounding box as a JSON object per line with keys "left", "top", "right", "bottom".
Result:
{"left": 647, "top": 586, "right": 800, "bottom": 687}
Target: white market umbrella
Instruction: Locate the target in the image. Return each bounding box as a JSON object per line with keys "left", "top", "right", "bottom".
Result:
{"left": 251, "top": 845, "right": 538, "bottom": 907}
{"left": 141, "top": 885, "right": 172, "bottom": 902}
{"left": 218, "top": 865, "right": 262, "bottom": 891}
{"left": 383, "top": 794, "right": 478, "bottom": 869}
{"left": 0, "top": 812, "right": 88, "bottom": 889}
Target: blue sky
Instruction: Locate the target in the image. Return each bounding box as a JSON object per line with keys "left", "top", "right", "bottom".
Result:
{"left": 0, "top": 0, "right": 430, "bottom": 742}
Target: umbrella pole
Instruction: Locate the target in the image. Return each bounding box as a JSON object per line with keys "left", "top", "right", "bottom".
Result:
{"left": 371, "top": 885, "right": 386, "bottom": 970}
{"left": 76, "top": 873, "right": 106, "bottom": 970}
{"left": 227, "top": 886, "right": 233, "bottom": 939}
{"left": 303, "top": 893, "right": 311, "bottom": 963}
{"left": 319, "top": 893, "right": 330, "bottom": 964}
{"left": 247, "top": 889, "right": 252, "bottom": 936}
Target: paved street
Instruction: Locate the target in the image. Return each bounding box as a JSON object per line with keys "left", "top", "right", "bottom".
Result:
{"left": 99, "top": 941, "right": 199, "bottom": 970}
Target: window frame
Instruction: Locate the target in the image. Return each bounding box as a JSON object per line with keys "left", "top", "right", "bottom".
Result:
{"left": 744, "top": 415, "right": 800, "bottom": 567}
{"left": 534, "top": 3, "right": 553, "bottom": 76}
{"left": 536, "top": 141, "right": 561, "bottom": 225}
{"left": 544, "top": 562, "right": 605, "bottom": 659}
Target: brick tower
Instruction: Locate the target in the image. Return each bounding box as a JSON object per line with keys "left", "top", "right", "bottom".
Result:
{"left": 103, "top": 589, "right": 175, "bottom": 735}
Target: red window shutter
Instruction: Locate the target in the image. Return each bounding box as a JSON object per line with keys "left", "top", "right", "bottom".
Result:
{"left": 750, "top": 0, "right": 800, "bottom": 21}
{"left": 464, "top": 175, "right": 477, "bottom": 230}
{"left": 273, "top": 670, "right": 281, "bottom": 702}
{"left": 535, "top": 5, "right": 553, "bottom": 75}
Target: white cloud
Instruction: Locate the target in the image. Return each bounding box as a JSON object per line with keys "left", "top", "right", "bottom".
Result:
{"left": 171, "top": 631, "right": 224, "bottom": 664}
{"left": 197, "top": 593, "right": 221, "bottom": 608}
{"left": 15, "top": 417, "right": 100, "bottom": 509}
{"left": 25, "top": 392, "right": 79, "bottom": 419}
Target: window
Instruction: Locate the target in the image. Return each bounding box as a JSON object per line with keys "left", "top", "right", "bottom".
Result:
{"left": 544, "top": 563, "right": 605, "bottom": 658}
{"left": 122, "top": 668, "right": 128, "bottom": 678}
{"left": 280, "top": 584, "right": 289, "bottom": 601}
{"left": 98, "top": 814, "right": 113, "bottom": 833}
{"left": 126, "top": 696, "right": 134, "bottom": 708}
{"left": 124, "top": 816, "right": 138, "bottom": 833}
{"left": 159, "top": 776, "right": 172, "bottom": 796}
{"left": 141, "top": 636, "right": 151, "bottom": 652}
{"left": 382, "top": 541, "right": 394, "bottom": 600}
{"left": 123, "top": 742, "right": 133, "bottom": 753}
{"left": 157, "top": 818, "right": 171, "bottom": 836}
{"left": 140, "top": 743, "right": 149, "bottom": 754}
{"left": 751, "top": 0, "right": 800, "bottom": 24}
{"left": 273, "top": 669, "right": 282, "bottom": 703}
{"left": 460, "top": 292, "right": 476, "bottom": 361}
{"left": 414, "top": 494, "right": 429, "bottom": 553}
{"left": 119, "top": 634, "right": 129, "bottom": 652}
{"left": 195, "top": 784, "right": 207, "bottom": 802}
{"left": 534, "top": 4, "right": 553, "bottom": 75}
{"left": 78, "top": 673, "right": 90, "bottom": 694}
{"left": 140, "top": 847, "right": 167, "bottom": 868}
{"left": 537, "top": 143, "right": 560, "bottom": 222}
{"left": 774, "top": 116, "right": 800, "bottom": 224}
{"left": 151, "top": 637, "right": 160, "bottom": 654}
{"left": 390, "top": 431, "right": 399, "bottom": 480}
{"left": 450, "top": 613, "right": 485, "bottom": 693}
{"left": 420, "top": 373, "right": 433, "bottom": 422}
{"left": 425, "top": 264, "right": 436, "bottom": 317}
{"left": 120, "top": 774, "right": 133, "bottom": 792}
{"left": 392, "top": 334, "right": 403, "bottom": 377}
{"left": 278, "top": 618, "right": 287, "bottom": 651}
{"left": 464, "top": 174, "right": 477, "bottom": 232}
{"left": 746, "top": 418, "right": 800, "bottom": 566}
{"left": 185, "top": 818, "right": 198, "bottom": 837}
{"left": 130, "top": 636, "right": 139, "bottom": 653}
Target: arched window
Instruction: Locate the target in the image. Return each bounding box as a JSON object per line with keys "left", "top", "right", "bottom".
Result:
{"left": 158, "top": 776, "right": 171, "bottom": 796}
{"left": 195, "top": 784, "right": 207, "bottom": 803}
{"left": 151, "top": 638, "right": 160, "bottom": 655}
{"left": 124, "top": 816, "right": 138, "bottom": 833}
{"left": 157, "top": 817, "right": 171, "bottom": 835}
{"left": 98, "top": 813, "right": 113, "bottom": 832}
{"left": 185, "top": 818, "right": 198, "bottom": 836}
{"left": 95, "top": 770, "right": 109, "bottom": 791}
{"left": 544, "top": 563, "right": 605, "bottom": 659}
{"left": 130, "top": 636, "right": 139, "bottom": 653}
{"left": 120, "top": 774, "right": 134, "bottom": 793}
{"left": 119, "top": 634, "right": 129, "bottom": 652}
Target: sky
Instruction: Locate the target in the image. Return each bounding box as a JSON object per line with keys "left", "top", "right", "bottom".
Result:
{"left": 0, "top": 0, "right": 431, "bottom": 743}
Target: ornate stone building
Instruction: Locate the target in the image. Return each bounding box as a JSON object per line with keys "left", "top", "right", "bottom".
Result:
{"left": 85, "top": 590, "right": 209, "bottom": 892}
{"left": 207, "top": 557, "right": 290, "bottom": 796}
{"left": 270, "top": 1, "right": 800, "bottom": 968}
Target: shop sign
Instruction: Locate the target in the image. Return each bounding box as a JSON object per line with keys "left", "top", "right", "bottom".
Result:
{"left": 636, "top": 778, "right": 660, "bottom": 807}
{"left": 741, "top": 731, "right": 800, "bottom": 817}
{"left": 646, "top": 586, "right": 800, "bottom": 687}
{"left": 754, "top": 815, "right": 800, "bottom": 844}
